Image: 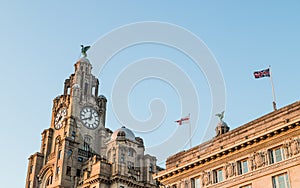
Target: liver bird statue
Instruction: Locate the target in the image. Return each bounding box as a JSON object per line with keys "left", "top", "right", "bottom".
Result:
{"left": 80, "top": 45, "right": 90, "bottom": 57}
{"left": 215, "top": 111, "right": 225, "bottom": 121}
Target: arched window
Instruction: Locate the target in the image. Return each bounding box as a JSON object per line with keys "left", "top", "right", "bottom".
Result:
{"left": 107, "top": 150, "right": 111, "bottom": 162}
{"left": 46, "top": 175, "right": 53, "bottom": 186}
{"left": 54, "top": 136, "right": 62, "bottom": 152}
{"left": 57, "top": 150, "right": 62, "bottom": 160}
{"left": 40, "top": 168, "right": 53, "bottom": 188}
{"left": 84, "top": 83, "right": 89, "bottom": 95}
{"left": 149, "top": 164, "right": 154, "bottom": 172}
{"left": 83, "top": 135, "right": 92, "bottom": 152}
{"left": 120, "top": 153, "right": 125, "bottom": 163}
{"left": 55, "top": 136, "right": 61, "bottom": 145}
{"left": 128, "top": 148, "right": 135, "bottom": 157}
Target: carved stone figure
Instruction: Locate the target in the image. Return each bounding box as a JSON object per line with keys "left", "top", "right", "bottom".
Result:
{"left": 202, "top": 171, "right": 210, "bottom": 186}
{"left": 284, "top": 141, "right": 291, "bottom": 158}
{"left": 225, "top": 162, "right": 235, "bottom": 178}
{"left": 249, "top": 155, "right": 255, "bottom": 171}
{"left": 252, "top": 151, "right": 266, "bottom": 169}
{"left": 184, "top": 179, "right": 190, "bottom": 188}
{"left": 290, "top": 138, "right": 299, "bottom": 155}
{"left": 87, "top": 157, "right": 93, "bottom": 171}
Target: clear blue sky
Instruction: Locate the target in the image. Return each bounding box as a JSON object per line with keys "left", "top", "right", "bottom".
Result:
{"left": 0, "top": 1, "right": 300, "bottom": 187}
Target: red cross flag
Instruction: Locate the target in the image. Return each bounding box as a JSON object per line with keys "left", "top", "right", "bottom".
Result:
{"left": 175, "top": 115, "right": 190, "bottom": 125}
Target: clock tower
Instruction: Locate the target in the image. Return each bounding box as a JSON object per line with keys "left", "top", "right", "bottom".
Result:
{"left": 25, "top": 47, "right": 160, "bottom": 188}
{"left": 25, "top": 50, "right": 109, "bottom": 188}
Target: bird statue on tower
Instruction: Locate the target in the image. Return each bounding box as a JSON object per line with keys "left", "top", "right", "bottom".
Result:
{"left": 215, "top": 111, "right": 225, "bottom": 122}
{"left": 80, "top": 45, "right": 90, "bottom": 57}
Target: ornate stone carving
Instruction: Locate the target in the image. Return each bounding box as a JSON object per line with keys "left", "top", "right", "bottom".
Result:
{"left": 285, "top": 137, "right": 300, "bottom": 157}
{"left": 184, "top": 179, "right": 190, "bottom": 188}
{"left": 290, "top": 138, "right": 299, "bottom": 155}
{"left": 250, "top": 151, "right": 266, "bottom": 170}
{"left": 283, "top": 142, "right": 290, "bottom": 159}
{"left": 201, "top": 171, "right": 211, "bottom": 186}
{"left": 224, "top": 162, "right": 235, "bottom": 178}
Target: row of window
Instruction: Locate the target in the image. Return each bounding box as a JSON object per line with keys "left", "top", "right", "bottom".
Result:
{"left": 191, "top": 172, "right": 290, "bottom": 188}
{"left": 109, "top": 148, "right": 136, "bottom": 164}
{"left": 239, "top": 173, "right": 290, "bottom": 188}
{"left": 209, "top": 145, "right": 288, "bottom": 184}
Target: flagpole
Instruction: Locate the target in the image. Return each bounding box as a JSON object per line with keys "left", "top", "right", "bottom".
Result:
{"left": 269, "top": 65, "right": 277, "bottom": 111}
{"left": 188, "top": 113, "right": 191, "bottom": 149}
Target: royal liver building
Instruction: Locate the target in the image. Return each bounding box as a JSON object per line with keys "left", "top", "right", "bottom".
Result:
{"left": 25, "top": 47, "right": 159, "bottom": 188}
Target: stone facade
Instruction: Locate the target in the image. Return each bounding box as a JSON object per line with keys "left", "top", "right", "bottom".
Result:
{"left": 25, "top": 56, "right": 159, "bottom": 188}
{"left": 154, "top": 101, "right": 300, "bottom": 188}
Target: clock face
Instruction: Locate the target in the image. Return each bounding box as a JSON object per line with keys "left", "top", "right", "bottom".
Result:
{"left": 54, "top": 108, "right": 67, "bottom": 130}
{"left": 80, "top": 107, "right": 100, "bottom": 129}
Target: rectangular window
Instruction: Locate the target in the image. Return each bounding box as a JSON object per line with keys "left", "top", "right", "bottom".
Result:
{"left": 128, "top": 149, "right": 134, "bottom": 157}
{"left": 78, "top": 157, "right": 83, "bottom": 162}
{"left": 272, "top": 173, "right": 290, "bottom": 188}
{"left": 84, "top": 142, "right": 90, "bottom": 151}
{"left": 120, "top": 153, "right": 125, "bottom": 163}
{"left": 84, "top": 83, "right": 88, "bottom": 95}
{"left": 56, "top": 166, "right": 60, "bottom": 175}
{"left": 213, "top": 169, "right": 223, "bottom": 183}
{"left": 238, "top": 159, "right": 249, "bottom": 175}
{"left": 269, "top": 147, "right": 285, "bottom": 164}
{"left": 240, "top": 185, "right": 252, "bottom": 188}
{"left": 58, "top": 150, "right": 62, "bottom": 160}
{"left": 92, "top": 87, "right": 96, "bottom": 96}
{"left": 71, "top": 131, "right": 76, "bottom": 139}
{"left": 218, "top": 169, "right": 223, "bottom": 182}
{"left": 194, "top": 178, "right": 200, "bottom": 188}
{"left": 46, "top": 175, "right": 53, "bottom": 186}
{"left": 113, "top": 154, "right": 116, "bottom": 163}
{"left": 149, "top": 164, "right": 154, "bottom": 172}
{"left": 128, "top": 161, "right": 134, "bottom": 169}
{"left": 76, "top": 169, "right": 81, "bottom": 177}
{"left": 29, "top": 165, "right": 33, "bottom": 174}
{"left": 66, "top": 166, "right": 71, "bottom": 176}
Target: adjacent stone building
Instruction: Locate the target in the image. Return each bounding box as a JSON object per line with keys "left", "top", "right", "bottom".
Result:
{"left": 154, "top": 101, "right": 300, "bottom": 188}
{"left": 25, "top": 54, "right": 159, "bottom": 188}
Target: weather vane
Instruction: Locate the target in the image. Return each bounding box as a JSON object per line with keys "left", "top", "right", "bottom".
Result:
{"left": 215, "top": 111, "right": 225, "bottom": 121}
{"left": 80, "top": 45, "right": 90, "bottom": 57}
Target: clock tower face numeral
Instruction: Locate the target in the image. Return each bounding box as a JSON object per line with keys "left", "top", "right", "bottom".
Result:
{"left": 80, "top": 107, "right": 100, "bottom": 129}
{"left": 54, "top": 108, "right": 67, "bottom": 130}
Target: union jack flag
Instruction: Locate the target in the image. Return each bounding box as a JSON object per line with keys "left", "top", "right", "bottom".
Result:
{"left": 253, "top": 68, "right": 270, "bottom": 79}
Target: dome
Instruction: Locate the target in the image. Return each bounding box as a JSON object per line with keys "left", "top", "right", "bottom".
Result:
{"left": 217, "top": 120, "right": 228, "bottom": 127}
{"left": 98, "top": 95, "right": 107, "bottom": 99}
{"left": 111, "top": 126, "right": 136, "bottom": 141}
{"left": 215, "top": 120, "right": 230, "bottom": 136}
{"left": 77, "top": 57, "right": 90, "bottom": 64}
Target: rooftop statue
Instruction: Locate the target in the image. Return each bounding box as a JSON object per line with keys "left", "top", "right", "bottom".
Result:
{"left": 80, "top": 45, "right": 90, "bottom": 57}
{"left": 215, "top": 111, "right": 225, "bottom": 121}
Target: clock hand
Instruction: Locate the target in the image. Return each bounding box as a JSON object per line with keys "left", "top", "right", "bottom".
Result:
{"left": 89, "top": 112, "right": 93, "bottom": 120}
{"left": 58, "top": 116, "right": 62, "bottom": 122}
